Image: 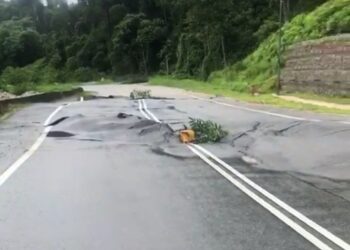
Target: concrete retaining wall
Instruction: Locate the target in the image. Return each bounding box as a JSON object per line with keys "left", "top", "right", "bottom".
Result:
{"left": 0, "top": 87, "right": 83, "bottom": 115}
{"left": 281, "top": 35, "right": 350, "bottom": 96}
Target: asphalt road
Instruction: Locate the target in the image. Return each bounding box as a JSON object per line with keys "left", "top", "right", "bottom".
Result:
{"left": 0, "top": 84, "right": 349, "bottom": 250}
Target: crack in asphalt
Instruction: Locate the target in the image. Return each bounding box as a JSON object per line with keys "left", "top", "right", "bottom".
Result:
{"left": 323, "top": 128, "right": 350, "bottom": 136}
{"left": 231, "top": 122, "right": 260, "bottom": 147}
{"left": 47, "top": 116, "right": 70, "bottom": 126}
{"left": 288, "top": 172, "right": 350, "bottom": 204}
{"left": 271, "top": 121, "right": 303, "bottom": 136}
{"left": 231, "top": 122, "right": 260, "bottom": 140}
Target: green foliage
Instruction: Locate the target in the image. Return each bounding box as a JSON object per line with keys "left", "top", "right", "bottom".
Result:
{"left": 18, "top": 30, "right": 44, "bottom": 65}
{"left": 0, "top": 66, "right": 32, "bottom": 95}
{"left": 109, "top": 4, "right": 127, "bottom": 26}
{"left": 0, "top": 66, "right": 31, "bottom": 86}
{"left": 0, "top": 59, "right": 61, "bottom": 94}
{"left": 0, "top": 59, "right": 100, "bottom": 94}
{"left": 189, "top": 118, "right": 228, "bottom": 143}
{"left": 92, "top": 52, "right": 110, "bottom": 72}
{"left": 130, "top": 89, "right": 151, "bottom": 99}
{"left": 0, "top": 18, "right": 43, "bottom": 71}
{"left": 210, "top": 0, "right": 350, "bottom": 93}
{"left": 72, "top": 67, "right": 99, "bottom": 82}
{"left": 0, "top": 0, "right": 338, "bottom": 93}
{"left": 77, "top": 37, "right": 99, "bottom": 68}
{"left": 66, "top": 56, "right": 79, "bottom": 70}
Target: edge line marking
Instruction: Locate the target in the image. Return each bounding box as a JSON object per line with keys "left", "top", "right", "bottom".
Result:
{"left": 0, "top": 104, "right": 67, "bottom": 187}
{"left": 188, "top": 94, "right": 321, "bottom": 122}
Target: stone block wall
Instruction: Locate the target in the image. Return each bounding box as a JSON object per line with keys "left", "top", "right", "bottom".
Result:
{"left": 281, "top": 35, "right": 350, "bottom": 96}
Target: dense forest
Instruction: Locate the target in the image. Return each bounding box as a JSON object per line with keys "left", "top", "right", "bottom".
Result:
{"left": 0, "top": 0, "right": 340, "bottom": 94}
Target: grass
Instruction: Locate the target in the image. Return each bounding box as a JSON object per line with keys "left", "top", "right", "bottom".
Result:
{"left": 209, "top": 0, "right": 350, "bottom": 91}
{"left": 0, "top": 104, "right": 24, "bottom": 122}
{"left": 150, "top": 75, "right": 350, "bottom": 115}
{"left": 292, "top": 93, "right": 350, "bottom": 105}
{"left": 33, "top": 83, "right": 78, "bottom": 93}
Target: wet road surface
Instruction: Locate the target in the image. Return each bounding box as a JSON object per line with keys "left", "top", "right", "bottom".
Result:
{"left": 0, "top": 84, "right": 349, "bottom": 250}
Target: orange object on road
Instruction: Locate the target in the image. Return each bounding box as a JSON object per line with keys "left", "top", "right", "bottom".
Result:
{"left": 179, "top": 129, "right": 195, "bottom": 143}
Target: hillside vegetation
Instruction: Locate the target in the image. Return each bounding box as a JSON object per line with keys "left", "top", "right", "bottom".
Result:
{"left": 0, "top": 0, "right": 329, "bottom": 94}
{"left": 209, "top": 0, "right": 350, "bottom": 93}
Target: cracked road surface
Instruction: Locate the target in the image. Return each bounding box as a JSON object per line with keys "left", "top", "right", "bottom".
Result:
{"left": 0, "top": 84, "right": 349, "bottom": 250}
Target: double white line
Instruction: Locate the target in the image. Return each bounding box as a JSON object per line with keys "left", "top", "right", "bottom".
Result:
{"left": 138, "top": 99, "right": 160, "bottom": 123}
{"left": 139, "top": 99, "right": 350, "bottom": 250}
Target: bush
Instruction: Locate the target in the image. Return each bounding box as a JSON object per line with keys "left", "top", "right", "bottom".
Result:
{"left": 4, "top": 83, "right": 33, "bottom": 95}
{"left": 49, "top": 54, "right": 62, "bottom": 68}
{"left": 0, "top": 65, "right": 40, "bottom": 94}
{"left": 92, "top": 52, "right": 111, "bottom": 72}
{"left": 0, "top": 66, "right": 31, "bottom": 85}
{"left": 210, "top": 0, "right": 350, "bottom": 93}
{"left": 0, "top": 60, "right": 65, "bottom": 94}
{"left": 189, "top": 118, "right": 228, "bottom": 143}
{"left": 66, "top": 57, "right": 79, "bottom": 71}
{"left": 73, "top": 67, "right": 99, "bottom": 82}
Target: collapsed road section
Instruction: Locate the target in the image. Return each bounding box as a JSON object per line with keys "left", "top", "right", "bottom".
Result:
{"left": 138, "top": 98, "right": 350, "bottom": 250}
{"left": 0, "top": 94, "right": 349, "bottom": 250}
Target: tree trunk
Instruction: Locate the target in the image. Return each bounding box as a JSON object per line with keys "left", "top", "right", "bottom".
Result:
{"left": 161, "top": 0, "right": 167, "bottom": 21}
{"left": 165, "top": 55, "right": 169, "bottom": 75}
{"left": 221, "top": 36, "right": 227, "bottom": 67}
{"left": 201, "top": 37, "right": 210, "bottom": 79}
{"left": 283, "top": 0, "right": 290, "bottom": 22}
{"left": 142, "top": 45, "right": 149, "bottom": 76}
{"left": 106, "top": 9, "right": 112, "bottom": 38}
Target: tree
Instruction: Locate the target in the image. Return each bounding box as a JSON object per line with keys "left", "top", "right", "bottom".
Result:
{"left": 0, "top": 0, "right": 331, "bottom": 84}
{"left": 17, "top": 30, "right": 43, "bottom": 66}
{"left": 137, "top": 18, "right": 166, "bottom": 75}
{"left": 0, "top": 18, "right": 43, "bottom": 71}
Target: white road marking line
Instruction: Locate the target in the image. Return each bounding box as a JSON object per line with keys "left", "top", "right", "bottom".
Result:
{"left": 44, "top": 105, "right": 64, "bottom": 126}
{"left": 142, "top": 99, "right": 161, "bottom": 123}
{"left": 140, "top": 99, "right": 350, "bottom": 249}
{"left": 339, "top": 121, "right": 350, "bottom": 125}
{"left": 0, "top": 104, "right": 67, "bottom": 188}
{"left": 191, "top": 143, "right": 350, "bottom": 250}
{"left": 187, "top": 144, "right": 333, "bottom": 250}
{"left": 138, "top": 99, "right": 151, "bottom": 120}
{"left": 188, "top": 94, "right": 322, "bottom": 122}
